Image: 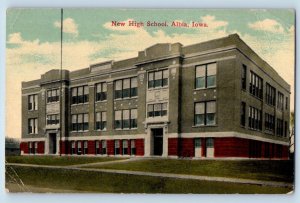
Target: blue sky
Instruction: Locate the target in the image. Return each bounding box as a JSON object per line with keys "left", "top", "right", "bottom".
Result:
{"left": 6, "top": 8, "right": 295, "bottom": 138}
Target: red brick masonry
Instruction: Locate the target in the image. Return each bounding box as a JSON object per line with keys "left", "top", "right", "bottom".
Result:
{"left": 20, "top": 137, "right": 288, "bottom": 159}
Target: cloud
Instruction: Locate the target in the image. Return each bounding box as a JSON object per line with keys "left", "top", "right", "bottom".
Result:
{"left": 248, "top": 19, "right": 284, "bottom": 33}
{"left": 7, "top": 32, "right": 23, "bottom": 44}
{"left": 201, "top": 15, "right": 228, "bottom": 29}
{"left": 54, "top": 18, "right": 79, "bottom": 36}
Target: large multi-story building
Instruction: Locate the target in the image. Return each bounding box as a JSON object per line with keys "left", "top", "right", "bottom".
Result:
{"left": 20, "top": 34, "right": 290, "bottom": 159}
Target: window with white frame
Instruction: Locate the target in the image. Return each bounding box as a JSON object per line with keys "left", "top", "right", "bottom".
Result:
{"left": 241, "top": 64, "right": 247, "bottom": 90}
{"left": 71, "top": 86, "right": 89, "bottom": 104}
{"left": 71, "top": 141, "right": 76, "bottom": 155}
{"left": 47, "top": 89, "right": 59, "bottom": 103}
{"left": 77, "top": 141, "right": 82, "bottom": 155}
{"left": 276, "top": 118, "right": 284, "bottom": 136}
{"left": 28, "top": 94, "right": 38, "bottom": 110}
{"left": 206, "top": 138, "right": 214, "bottom": 148}
{"left": 248, "top": 106, "right": 262, "bottom": 131}
{"left": 194, "top": 101, "right": 216, "bottom": 126}
{"left": 114, "top": 109, "right": 137, "bottom": 129}
{"left": 95, "top": 141, "right": 100, "bottom": 155}
{"left": 195, "top": 63, "right": 216, "bottom": 89}
{"left": 130, "top": 140, "right": 136, "bottom": 155}
{"left": 102, "top": 140, "right": 107, "bottom": 154}
{"left": 240, "top": 102, "right": 246, "bottom": 127}
{"left": 277, "top": 92, "right": 284, "bottom": 111}
{"left": 28, "top": 118, "right": 38, "bottom": 134}
{"left": 122, "top": 140, "right": 128, "bottom": 155}
{"left": 34, "top": 142, "right": 38, "bottom": 154}
{"left": 249, "top": 71, "right": 263, "bottom": 99}
{"left": 83, "top": 141, "right": 88, "bottom": 154}
{"left": 195, "top": 138, "right": 201, "bottom": 148}
{"left": 147, "top": 103, "right": 167, "bottom": 117}
{"left": 114, "top": 77, "right": 138, "bottom": 99}
{"left": 265, "top": 113, "right": 275, "bottom": 133}
{"left": 114, "top": 140, "right": 120, "bottom": 155}
{"left": 95, "top": 112, "right": 107, "bottom": 130}
{"left": 29, "top": 142, "right": 33, "bottom": 154}
{"left": 71, "top": 114, "right": 89, "bottom": 132}
{"left": 46, "top": 114, "right": 59, "bottom": 125}
{"left": 95, "top": 82, "right": 107, "bottom": 102}
{"left": 148, "top": 69, "right": 169, "bottom": 88}
{"left": 266, "top": 83, "right": 276, "bottom": 106}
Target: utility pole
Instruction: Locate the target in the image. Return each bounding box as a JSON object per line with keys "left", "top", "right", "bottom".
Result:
{"left": 59, "top": 8, "right": 63, "bottom": 156}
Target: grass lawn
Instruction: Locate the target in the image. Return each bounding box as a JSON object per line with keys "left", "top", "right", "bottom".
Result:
{"left": 5, "top": 165, "right": 292, "bottom": 194}
{"left": 5, "top": 155, "right": 125, "bottom": 166}
{"left": 85, "top": 159, "right": 294, "bottom": 183}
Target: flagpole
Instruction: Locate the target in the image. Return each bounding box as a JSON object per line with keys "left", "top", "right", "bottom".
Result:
{"left": 59, "top": 8, "right": 63, "bottom": 156}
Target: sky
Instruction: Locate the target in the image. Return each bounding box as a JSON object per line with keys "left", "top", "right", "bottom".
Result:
{"left": 6, "top": 8, "right": 295, "bottom": 139}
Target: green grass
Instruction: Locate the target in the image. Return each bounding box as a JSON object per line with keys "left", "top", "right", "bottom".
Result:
{"left": 85, "top": 159, "right": 294, "bottom": 183}
{"left": 5, "top": 165, "right": 292, "bottom": 194}
{"left": 5, "top": 155, "right": 125, "bottom": 166}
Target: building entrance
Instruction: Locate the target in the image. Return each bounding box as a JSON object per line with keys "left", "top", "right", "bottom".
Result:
{"left": 49, "top": 133, "right": 57, "bottom": 154}
{"left": 152, "top": 128, "right": 163, "bottom": 156}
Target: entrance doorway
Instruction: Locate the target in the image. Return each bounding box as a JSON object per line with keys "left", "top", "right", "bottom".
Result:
{"left": 49, "top": 133, "right": 57, "bottom": 154}
{"left": 152, "top": 128, "right": 163, "bottom": 156}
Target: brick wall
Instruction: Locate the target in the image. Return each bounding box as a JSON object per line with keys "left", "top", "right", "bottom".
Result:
{"left": 214, "top": 137, "right": 249, "bottom": 158}
{"left": 168, "top": 138, "right": 178, "bottom": 156}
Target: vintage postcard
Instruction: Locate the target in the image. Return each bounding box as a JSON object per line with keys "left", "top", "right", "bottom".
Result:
{"left": 5, "top": 8, "right": 295, "bottom": 193}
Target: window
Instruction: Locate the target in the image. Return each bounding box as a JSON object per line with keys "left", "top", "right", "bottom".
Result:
{"left": 28, "top": 118, "right": 38, "bottom": 134}
{"left": 240, "top": 102, "right": 246, "bottom": 127}
{"left": 34, "top": 142, "right": 38, "bottom": 154}
{"left": 114, "top": 77, "right": 138, "bottom": 99}
{"left": 285, "top": 97, "right": 288, "bottom": 110}
{"left": 123, "top": 110, "right": 130, "bottom": 129}
{"left": 195, "top": 63, "right": 217, "bottom": 89}
{"left": 71, "top": 114, "right": 89, "bottom": 132}
{"left": 95, "top": 141, "right": 100, "bottom": 155}
{"left": 194, "top": 101, "right": 216, "bottom": 126}
{"left": 102, "top": 140, "right": 107, "bottom": 154}
{"left": 195, "top": 138, "right": 201, "bottom": 148}
{"left": 266, "top": 83, "right": 276, "bottom": 106}
{"left": 28, "top": 94, "right": 38, "bottom": 110}
{"left": 122, "top": 140, "right": 128, "bottom": 155}
{"left": 241, "top": 64, "right": 247, "bottom": 90}
{"left": 130, "top": 140, "right": 136, "bottom": 155}
{"left": 249, "top": 71, "right": 263, "bottom": 99}
{"left": 147, "top": 103, "right": 168, "bottom": 117}
{"left": 206, "top": 138, "right": 214, "bottom": 148}
{"left": 95, "top": 82, "right": 107, "bottom": 102}
{"left": 47, "top": 89, "right": 59, "bottom": 103}
{"left": 284, "top": 121, "right": 288, "bottom": 137}
{"left": 95, "top": 112, "right": 107, "bottom": 130}
{"left": 114, "top": 140, "right": 120, "bottom": 155}
{"left": 276, "top": 118, "right": 284, "bottom": 136}
{"left": 71, "top": 141, "right": 76, "bottom": 155}
{"left": 148, "top": 69, "right": 169, "bottom": 88}
{"left": 71, "top": 86, "right": 89, "bottom": 104}
{"left": 277, "top": 92, "right": 284, "bottom": 111}
{"left": 114, "top": 110, "right": 122, "bottom": 129}
{"left": 46, "top": 114, "right": 59, "bottom": 125}
{"left": 29, "top": 142, "right": 33, "bottom": 154}
{"left": 114, "top": 109, "right": 138, "bottom": 129}
{"left": 265, "top": 113, "right": 275, "bottom": 133}
{"left": 83, "top": 141, "right": 88, "bottom": 154}
{"left": 248, "top": 106, "right": 262, "bottom": 131}
{"left": 77, "top": 141, "right": 82, "bottom": 155}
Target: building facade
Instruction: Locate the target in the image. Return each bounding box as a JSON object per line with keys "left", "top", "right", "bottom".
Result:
{"left": 20, "top": 34, "right": 290, "bottom": 159}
